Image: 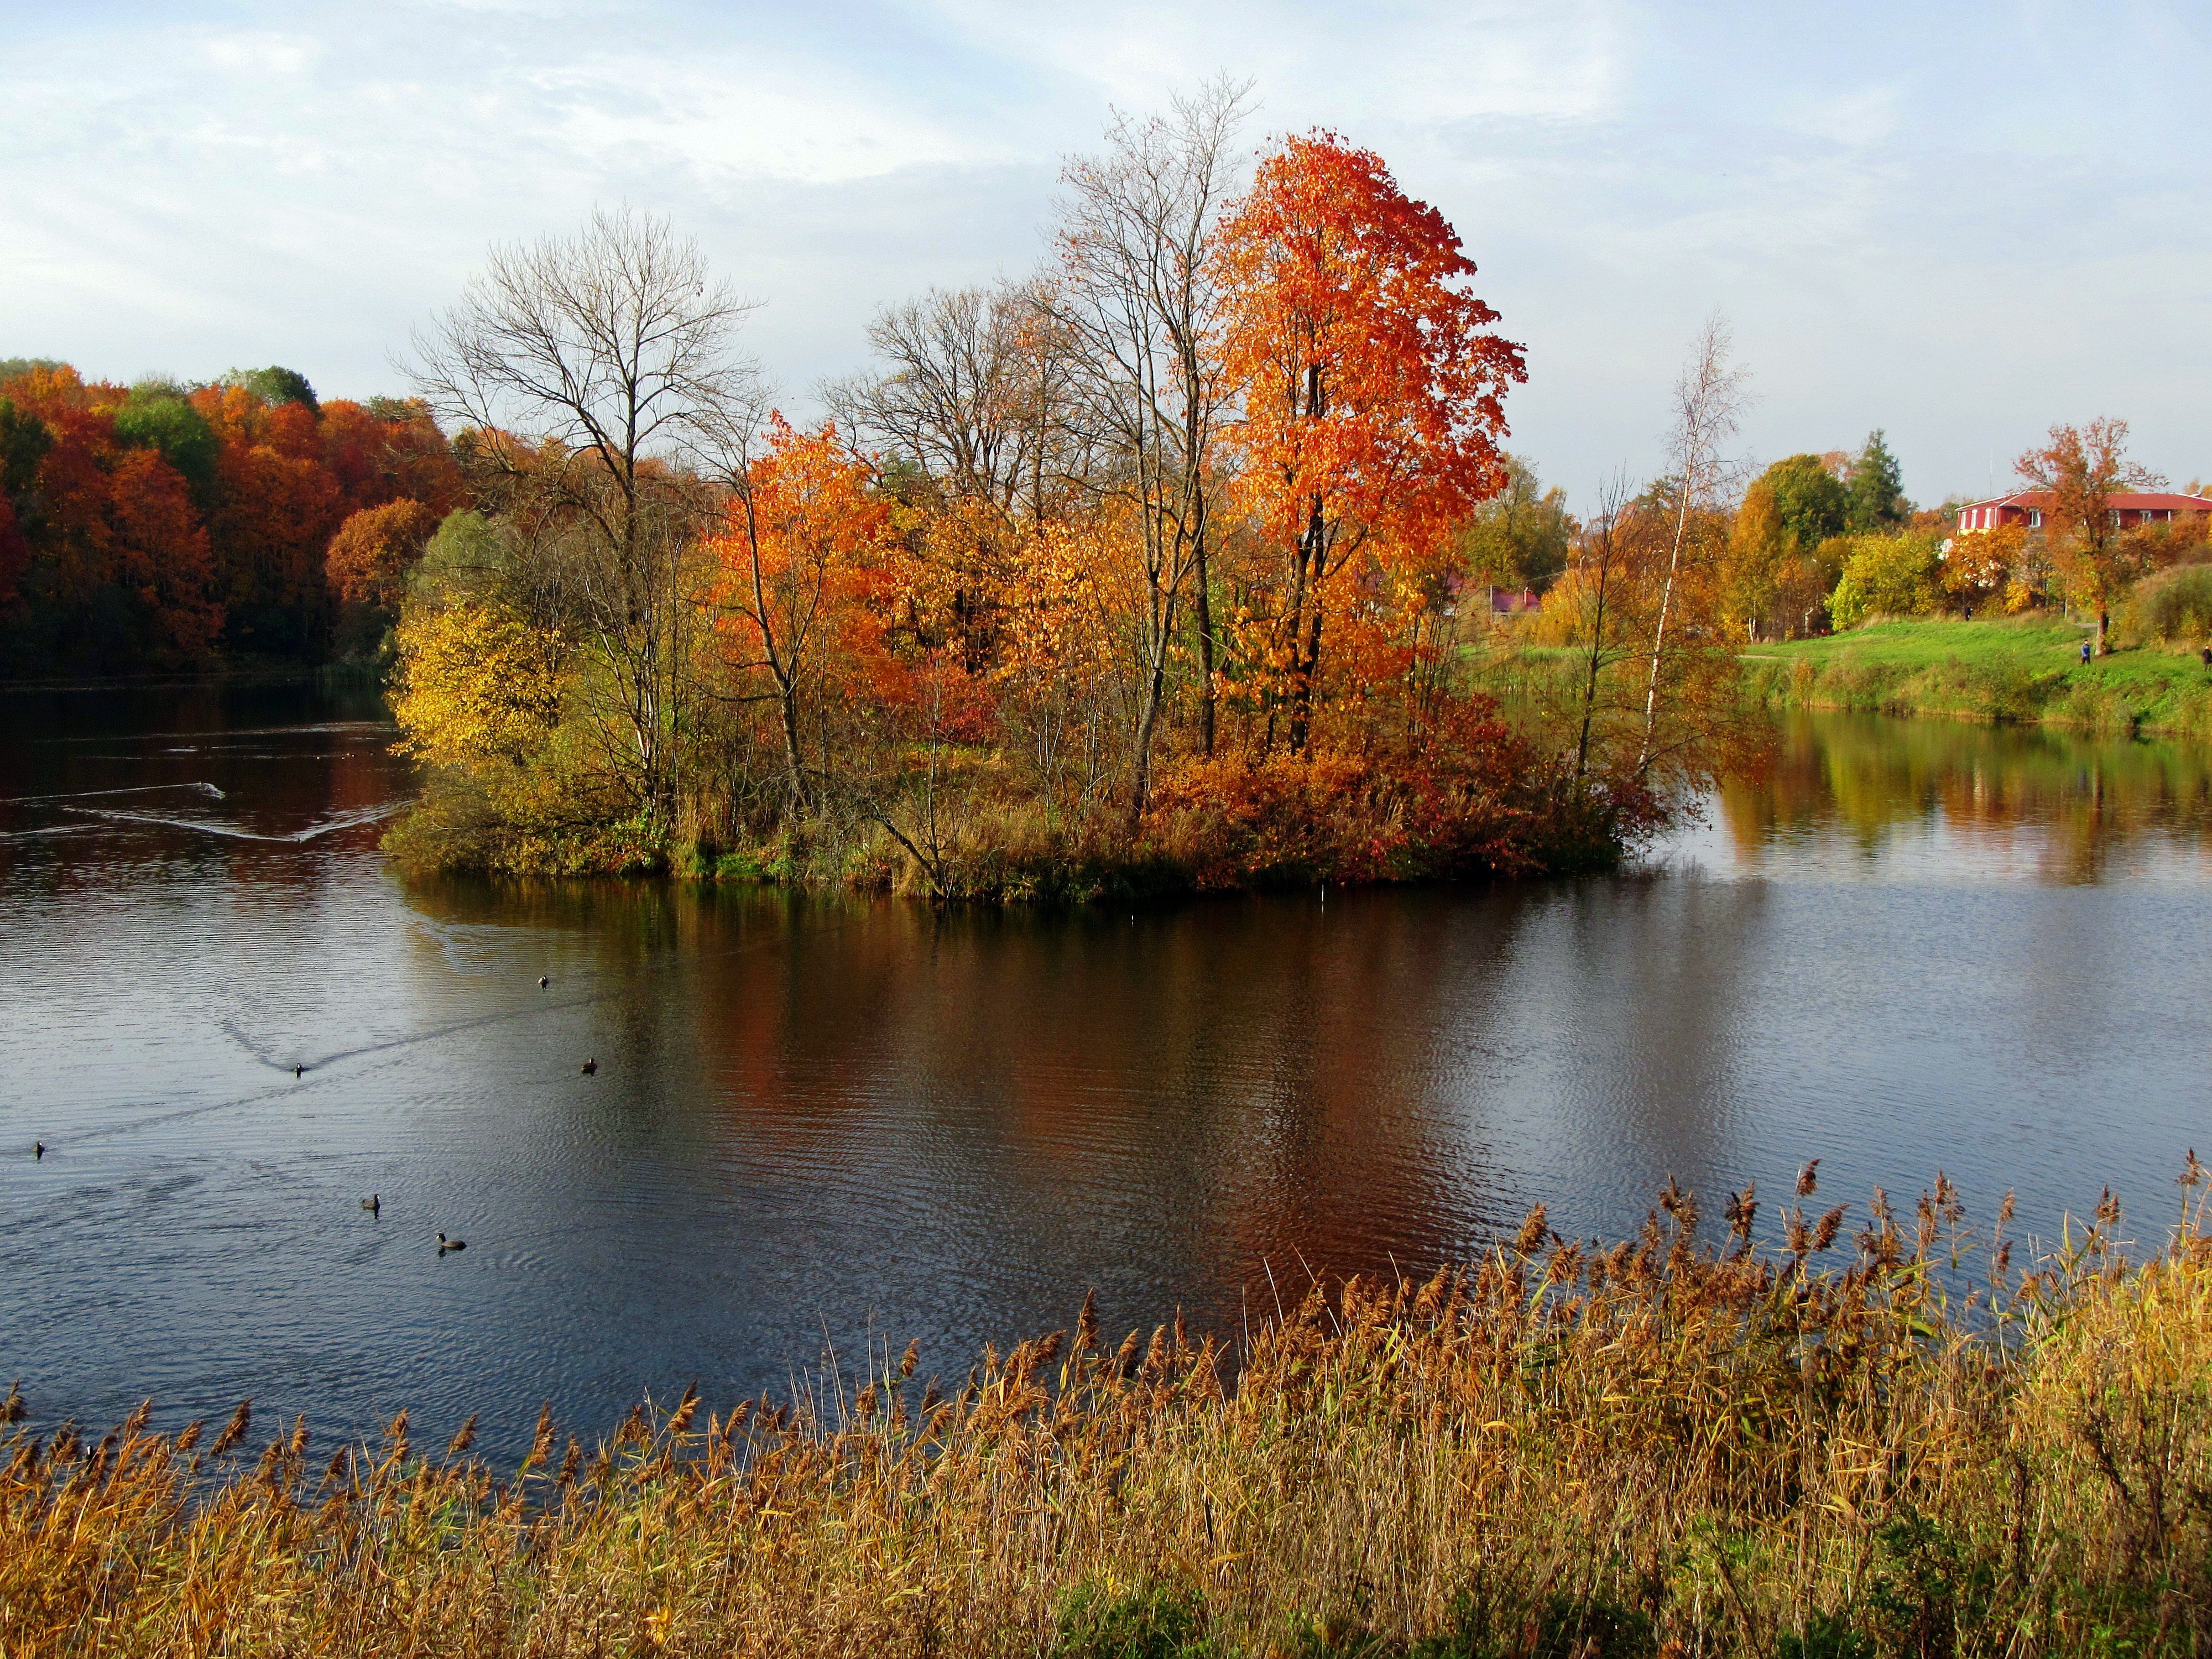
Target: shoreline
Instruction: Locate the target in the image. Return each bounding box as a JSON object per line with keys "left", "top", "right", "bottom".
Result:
{"left": 1737, "top": 615, "right": 2212, "bottom": 737}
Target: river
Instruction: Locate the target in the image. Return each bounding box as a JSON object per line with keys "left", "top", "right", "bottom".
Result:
{"left": 2, "top": 679, "right": 2208, "bottom": 1457}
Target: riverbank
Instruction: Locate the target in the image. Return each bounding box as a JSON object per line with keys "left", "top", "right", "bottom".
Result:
{"left": 1741, "top": 615, "right": 2212, "bottom": 734}
{"left": 382, "top": 719, "right": 1641, "bottom": 895}
{"left": 6, "top": 1170, "right": 2207, "bottom": 1658}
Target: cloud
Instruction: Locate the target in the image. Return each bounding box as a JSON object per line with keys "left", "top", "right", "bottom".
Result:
{"left": 901, "top": 0, "right": 1629, "bottom": 128}
{"left": 2, "top": 0, "right": 2206, "bottom": 503}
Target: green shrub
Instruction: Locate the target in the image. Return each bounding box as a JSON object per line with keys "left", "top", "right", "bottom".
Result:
{"left": 2124, "top": 563, "right": 2212, "bottom": 644}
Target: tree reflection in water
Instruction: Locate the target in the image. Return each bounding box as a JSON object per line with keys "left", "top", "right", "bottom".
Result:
{"left": 1715, "top": 711, "right": 2212, "bottom": 884}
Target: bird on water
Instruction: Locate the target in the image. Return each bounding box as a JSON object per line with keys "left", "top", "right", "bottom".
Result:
{"left": 293, "top": 1065, "right": 304, "bottom": 1078}
{"left": 581, "top": 1057, "right": 597, "bottom": 1076}
{"left": 362, "top": 1194, "right": 379, "bottom": 1215}
{"left": 437, "top": 1232, "right": 466, "bottom": 1253}
{"left": 539, "top": 976, "right": 550, "bottom": 989}
{"left": 33, "top": 1142, "right": 43, "bottom": 1160}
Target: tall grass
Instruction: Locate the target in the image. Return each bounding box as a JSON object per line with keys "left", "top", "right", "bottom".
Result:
{"left": 7, "top": 1166, "right": 2212, "bottom": 1657}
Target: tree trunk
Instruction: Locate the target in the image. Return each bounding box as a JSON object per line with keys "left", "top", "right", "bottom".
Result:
{"left": 778, "top": 684, "right": 810, "bottom": 811}
{"left": 1289, "top": 587, "right": 1324, "bottom": 756}
{"left": 1194, "top": 523, "right": 1217, "bottom": 757}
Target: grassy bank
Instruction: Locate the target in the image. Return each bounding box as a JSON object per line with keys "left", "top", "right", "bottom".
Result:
{"left": 8, "top": 1168, "right": 2212, "bottom": 1657}
{"left": 1743, "top": 616, "right": 2212, "bottom": 734}
{"left": 383, "top": 717, "right": 1637, "bottom": 894}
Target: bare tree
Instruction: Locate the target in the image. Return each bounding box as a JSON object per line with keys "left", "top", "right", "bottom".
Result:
{"left": 408, "top": 206, "right": 763, "bottom": 818}
{"left": 1565, "top": 474, "right": 1637, "bottom": 793}
{"left": 827, "top": 281, "right": 1091, "bottom": 519}
{"left": 1639, "top": 315, "right": 1749, "bottom": 773}
{"left": 1050, "top": 76, "right": 1253, "bottom": 820}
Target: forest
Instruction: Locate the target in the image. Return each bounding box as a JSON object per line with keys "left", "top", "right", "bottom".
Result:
{"left": 0, "top": 362, "right": 462, "bottom": 674}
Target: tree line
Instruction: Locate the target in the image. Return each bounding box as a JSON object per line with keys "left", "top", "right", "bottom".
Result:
{"left": 0, "top": 361, "right": 464, "bottom": 675}
{"left": 2, "top": 95, "right": 1791, "bottom": 896}
{"left": 1700, "top": 419, "right": 2201, "bottom": 653}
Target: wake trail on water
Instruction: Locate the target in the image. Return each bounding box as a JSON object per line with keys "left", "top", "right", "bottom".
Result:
{"left": 51, "top": 896, "right": 865, "bottom": 1151}
{"left": 0, "top": 781, "right": 226, "bottom": 806}
{"left": 33, "top": 722, "right": 395, "bottom": 744}
{"left": 59, "top": 802, "right": 403, "bottom": 841}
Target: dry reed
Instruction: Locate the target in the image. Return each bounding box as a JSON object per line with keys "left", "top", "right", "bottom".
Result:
{"left": 6, "top": 1164, "right": 2212, "bottom": 1658}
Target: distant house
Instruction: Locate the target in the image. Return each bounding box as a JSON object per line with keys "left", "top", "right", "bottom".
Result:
{"left": 1486, "top": 584, "right": 1542, "bottom": 616}
{"left": 1956, "top": 491, "right": 2212, "bottom": 533}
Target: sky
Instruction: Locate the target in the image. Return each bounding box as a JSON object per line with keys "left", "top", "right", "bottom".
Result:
{"left": 5, "top": 0, "right": 2207, "bottom": 510}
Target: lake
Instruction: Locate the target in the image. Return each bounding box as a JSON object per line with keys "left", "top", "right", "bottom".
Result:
{"left": 2, "top": 680, "right": 2208, "bottom": 1459}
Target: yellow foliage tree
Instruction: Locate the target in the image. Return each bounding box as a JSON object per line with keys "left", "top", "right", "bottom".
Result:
{"left": 1941, "top": 525, "right": 2023, "bottom": 612}
{"left": 391, "top": 599, "right": 567, "bottom": 769}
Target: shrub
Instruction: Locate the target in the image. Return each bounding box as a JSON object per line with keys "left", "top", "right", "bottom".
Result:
{"left": 1826, "top": 531, "right": 1941, "bottom": 630}
{"left": 1144, "top": 702, "right": 1545, "bottom": 888}
{"left": 2123, "top": 562, "right": 2212, "bottom": 644}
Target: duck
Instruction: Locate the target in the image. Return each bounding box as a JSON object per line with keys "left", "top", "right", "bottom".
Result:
{"left": 581, "top": 1058, "right": 597, "bottom": 1076}
{"left": 33, "top": 1141, "right": 43, "bottom": 1160}
{"left": 437, "top": 1232, "right": 465, "bottom": 1253}
{"left": 539, "top": 975, "right": 550, "bottom": 989}
{"left": 361, "top": 1194, "right": 380, "bottom": 1215}
{"left": 293, "top": 1065, "right": 304, "bottom": 1079}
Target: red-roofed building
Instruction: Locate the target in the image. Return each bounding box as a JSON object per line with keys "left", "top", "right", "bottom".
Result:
{"left": 1957, "top": 492, "right": 2212, "bottom": 533}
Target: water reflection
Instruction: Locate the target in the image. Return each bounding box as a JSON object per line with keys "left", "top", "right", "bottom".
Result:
{"left": 1712, "top": 712, "right": 2212, "bottom": 884}
{"left": 2, "top": 686, "right": 2209, "bottom": 1461}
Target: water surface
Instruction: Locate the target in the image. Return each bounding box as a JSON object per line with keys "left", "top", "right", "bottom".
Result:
{"left": 2, "top": 686, "right": 2208, "bottom": 1455}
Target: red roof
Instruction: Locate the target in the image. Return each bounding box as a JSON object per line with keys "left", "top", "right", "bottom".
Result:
{"left": 1960, "top": 491, "right": 2212, "bottom": 513}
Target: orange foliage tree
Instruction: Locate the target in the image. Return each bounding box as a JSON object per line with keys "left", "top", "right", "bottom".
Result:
{"left": 326, "top": 499, "right": 442, "bottom": 613}
{"left": 1213, "top": 131, "right": 1525, "bottom": 753}
{"left": 2015, "top": 418, "right": 2163, "bottom": 653}
{"left": 714, "top": 416, "right": 892, "bottom": 808}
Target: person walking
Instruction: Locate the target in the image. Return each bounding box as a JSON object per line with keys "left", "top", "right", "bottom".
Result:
{"left": 2080, "top": 638, "right": 2093, "bottom": 666}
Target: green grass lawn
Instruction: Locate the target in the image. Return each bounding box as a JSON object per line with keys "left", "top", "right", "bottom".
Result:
{"left": 1745, "top": 614, "right": 2212, "bottom": 733}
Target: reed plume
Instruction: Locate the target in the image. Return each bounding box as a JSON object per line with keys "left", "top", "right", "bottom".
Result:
{"left": 5, "top": 1167, "right": 2211, "bottom": 1658}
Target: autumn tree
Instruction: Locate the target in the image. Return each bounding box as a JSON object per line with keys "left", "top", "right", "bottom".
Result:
{"left": 1721, "top": 479, "right": 1787, "bottom": 641}
{"left": 1638, "top": 317, "right": 1749, "bottom": 771}
{"left": 326, "top": 498, "right": 441, "bottom": 613}
{"left": 321, "top": 398, "right": 465, "bottom": 518}
{"left": 1941, "top": 524, "right": 2023, "bottom": 612}
{"left": 2016, "top": 417, "right": 2163, "bottom": 654}
{"left": 1458, "top": 456, "right": 1572, "bottom": 588}
{"left": 1538, "top": 476, "right": 1641, "bottom": 791}
{"left": 1754, "top": 454, "right": 1849, "bottom": 564}
{"left": 714, "top": 415, "right": 890, "bottom": 808}
{"left": 828, "top": 282, "right": 1087, "bottom": 520}
{"left": 1052, "top": 76, "right": 1250, "bottom": 805}
{"left": 113, "top": 380, "right": 218, "bottom": 510}
{"left": 1215, "top": 130, "right": 1525, "bottom": 754}
{"left": 410, "top": 207, "right": 762, "bottom": 818}
{"left": 225, "top": 366, "right": 319, "bottom": 414}
{"left": 170, "top": 380, "right": 347, "bottom": 653}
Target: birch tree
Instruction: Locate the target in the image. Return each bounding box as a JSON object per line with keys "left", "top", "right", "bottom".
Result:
{"left": 1639, "top": 316, "right": 1749, "bottom": 773}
